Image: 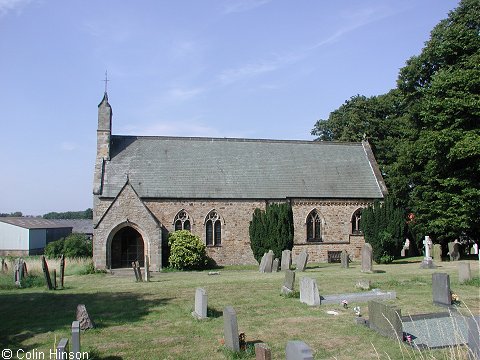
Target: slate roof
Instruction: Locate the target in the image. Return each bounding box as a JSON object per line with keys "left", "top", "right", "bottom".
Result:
{"left": 100, "top": 135, "right": 386, "bottom": 200}
{"left": 0, "top": 217, "right": 73, "bottom": 230}
{"left": 50, "top": 219, "right": 93, "bottom": 234}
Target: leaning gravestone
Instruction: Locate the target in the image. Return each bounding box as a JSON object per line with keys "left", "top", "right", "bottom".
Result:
{"left": 448, "top": 242, "right": 460, "bottom": 261}
{"left": 432, "top": 243, "right": 442, "bottom": 263}
{"left": 192, "top": 288, "right": 208, "bottom": 319}
{"left": 281, "top": 250, "right": 292, "bottom": 271}
{"left": 361, "top": 243, "right": 373, "bottom": 273}
{"left": 76, "top": 304, "right": 94, "bottom": 330}
{"left": 458, "top": 262, "right": 472, "bottom": 284}
{"left": 368, "top": 300, "right": 402, "bottom": 340}
{"left": 281, "top": 270, "right": 296, "bottom": 295}
{"left": 259, "top": 253, "right": 267, "bottom": 272}
{"left": 432, "top": 273, "right": 452, "bottom": 307}
{"left": 340, "top": 250, "right": 349, "bottom": 268}
{"left": 272, "top": 258, "right": 279, "bottom": 272}
{"left": 223, "top": 306, "right": 240, "bottom": 352}
{"left": 299, "top": 277, "right": 320, "bottom": 306}
{"left": 41, "top": 256, "right": 53, "bottom": 290}
{"left": 296, "top": 250, "right": 308, "bottom": 272}
{"left": 285, "top": 340, "right": 314, "bottom": 360}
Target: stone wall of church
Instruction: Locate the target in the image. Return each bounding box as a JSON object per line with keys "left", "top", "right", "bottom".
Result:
{"left": 144, "top": 199, "right": 264, "bottom": 266}
{"left": 291, "top": 199, "right": 372, "bottom": 262}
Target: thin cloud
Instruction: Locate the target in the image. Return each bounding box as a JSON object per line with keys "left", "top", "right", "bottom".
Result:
{"left": 222, "top": 0, "right": 271, "bottom": 14}
{"left": 61, "top": 142, "right": 77, "bottom": 151}
{"left": 0, "top": 0, "right": 32, "bottom": 16}
{"left": 165, "top": 87, "right": 205, "bottom": 102}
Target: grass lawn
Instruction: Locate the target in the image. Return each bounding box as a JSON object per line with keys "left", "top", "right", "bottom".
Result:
{"left": 0, "top": 257, "right": 479, "bottom": 359}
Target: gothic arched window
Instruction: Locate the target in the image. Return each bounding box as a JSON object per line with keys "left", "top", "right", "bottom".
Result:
{"left": 205, "top": 210, "right": 221, "bottom": 246}
{"left": 351, "top": 208, "right": 362, "bottom": 234}
{"left": 306, "top": 209, "right": 322, "bottom": 242}
{"left": 173, "top": 210, "right": 191, "bottom": 232}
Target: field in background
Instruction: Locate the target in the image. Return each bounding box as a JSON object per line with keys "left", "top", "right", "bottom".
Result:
{"left": 0, "top": 257, "right": 479, "bottom": 359}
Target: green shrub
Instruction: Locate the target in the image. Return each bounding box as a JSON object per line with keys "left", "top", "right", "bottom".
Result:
{"left": 168, "top": 230, "right": 208, "bottom": 270}
{"left": 45, "top": 234, "right": 92, "bottom": 258}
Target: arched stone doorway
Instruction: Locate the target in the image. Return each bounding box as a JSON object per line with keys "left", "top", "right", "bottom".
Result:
{"left": 110, "top": 226, "right": 144, "bottom": 268}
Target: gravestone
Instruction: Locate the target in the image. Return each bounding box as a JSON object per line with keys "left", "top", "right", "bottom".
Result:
{"left": 264, "top": 250, "right": 274, "bottom": 273}
{"left": 432, "top": 273, "right": 452, "bottom": 307}
{"left": 421, "top": 236, "right": 435, "bottom": 269}
{"left": 467, "top": 316, "right": 480, "bottom": 360}
{"left": 368, "top": 300, "right": 402, "bottom": 340}
{"left": 223, "top": 306, "right": 240, "bottom": 352}
{"left": 448, "top": 242, "right": 460, "bottom": 261}
{"left": 401, "top": 238, "right": 410, "bottom": 257}
{"left": 132, "top": 261, "right": 143, "bottom": 282}
{"left": 59, "top": 254, "right": 65, "bottom": 289}
{"left": 76, "top": 304, "right": 94, "bottom": 330}
{"left": 281, "top": 270, "right": 296, "bottom": 295}
{"left": 56, "top": 338, "right": 69, "bottom": 360}
{"left": 254, "top": 343, "right": 272, "bottom": 360}
{"left": 192, "top": 287, "right": 208, "bottom": 319}
{"left": 361, "top": 243, "right": 373, "bottom": 273}
{"left": 272, "top": 258, "right": 279, "bottom": 272}
{"left": 14, "top": 258, "right": 24, "bottom": 287}
{"left": 340, "top": 250, "right": 349, "bottom": 268}
{"left": 432, "top": 244, "right": 442, "bottom": 263}
{"left": 281, "top": 250, "right": 292, "bottom": 271}
{"left": 296, "top": 250, "right": 308, "bottom": 272}
{"left": 41, "top": 256, "right": 53, "bottom": 290}
{"left": 285, "top": 340, "right": 314, "bottom": 360}
{"left": 259, "top": 253, "right": 267, "bottom": 272}
{"left": 458, "top": 262, "right": 472, "bottom": 284}
{"left": 71, "top": 321, "right": 80, "bottom": 357}
{"left": 299, "top": 277, "right": 320, "bottom": 306}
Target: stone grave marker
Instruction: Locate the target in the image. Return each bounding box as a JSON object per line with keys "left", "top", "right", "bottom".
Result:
{"left": 41, "top": 256, "right": 53, "bottom": 290}
{"left": 368, "top": 300, "right": 402, "bottom": 340}
{"left": 223, "top": 306, "right": 240, "bottom": 352}
{"left": 254, "top": 343, "right": 272, "bottom": 360}
{"left": 76, "top": 304, "right": 94, "bottom": 330}
{"left": 192, "top": 287, "right": 208, "bottom": 319}
{"left": 448, "top": 242, "right": 460, "bottom": 261}
{"left": 272, "top": 258, "right": 279, "bottom": 272}
{"left": 296, "top": 250, "right": 308, "bottom": 272}
{"left": 432, "top": 244, "right": 442, "bottom": 263}
{"left": 432, "top": 273, "right": 452, "bottom": 307}
{"left": 361, "top": 243, "right": 373, "bottom": 273}
{"left": 421, "top": 236, "right": 435, "bottom": 268}
{"left": 259, "top": 253, "right": 267, "bottom": 272}
{"left": 281, "top": 250, "right": 292, "bottom": 271}
{"left": 341, "top": 250, "right": 349, "bottom": 268}
{"left": 264, "top": 250, "right": 274, "bottom": 273}
{"left": 281, "top": 270, "right": 296, "bottom": 295}
{"left": 14, "top": 258, "right": 24, "bottom": 287}
{"left": 71, "top": 321, "right": 80, "bottom": 357}
{"left": 467, "top": 315, "right": 480, "bottom": 360}
{"left": 458, "top": 262, "right": 472, "bottom": 284}
{"left": 285, "top": 340, "right": 314, "bottom": 360}
{"left": 401, "top": 238, "right": 410, "bottom": 257}
{"left": 132, "top": 261, "right": 142, "bottom": 282}
{"left": 299, "top": 277, "right": 320, "bottom": 306}
{"left": 56, "top": 338, "right": 69, "bottom": 360}
{"left": 59, "top": 254, "right": 65, "bottom": 289}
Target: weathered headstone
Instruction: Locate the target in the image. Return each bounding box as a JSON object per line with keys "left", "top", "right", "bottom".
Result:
{"left": 254, "top": 343, "right": 272, "bottom": 360}
{"left": 41, "top": 256, "right": 53, "bottom": 290}
{"left": 368, "top": 300, "right": 402, "bottom": 340}
{"left": 432, "top": 273, "right": 452, "bottom": 307}
{"left": 299, "top": 277, "right": 320, "bottom": 306}
{"left": 192, "top": 287, "right": 208, "bottom": 319}
{"left": 467, "top": 315, "right": 480, "bottom": 360}
{"left": 56, "top": 338, "right": 69, "bottom": 360}
{"left": 448, "top": 241, "right": 460, "bottom": 261}
{"left": 272, "top": 258, "right": 279, "bottom": 272}
{"left": 285, "top": 340, "right": 314, "bottom": 360}
{"left": 59, "top": 254, "right": 65, "bottom": 289}
{"left": 296, "top": 250, "right": 308, "bottom": 272}
{"left": 259, "top": 253, "right": 267, "bottom": 272}
{"left": 144, "top": 255, "right": 150, "bottom": 282}
{"left": 281, "top": 250, "right": 292, "bottom": 271}
{"left": 340, "top": 250, "right": 349, "bottom": 268}
{"left": 14, "top": 258, "right": 24, "bottom": 287}
{"left": 76, "top": 304, "right": 94, "bottom": 330}
{"left": 458, "top": 262, "right": 472, "bottom": 284}
{"left": 432, "top": 243, "right": 442, "bottom": 263}
{"left": 264, "top": 250, "right": 274, "bottom": 273}
{"left": 361, "top": 243, "right": 373, "bottom": 273}
{"left": 401, "top": 238, "right": 410, "bottom": 257}
{"left": 281, "top": 270, "right": 296, "bottom": 295}
{"left": 135, "top": 260, "right": 143, "bottom": 281}
{"left": 71, "top": 321, "right": 80, "bottom": 357}
{"left": 223, "top": 306, "right": 240, "bottom": 352}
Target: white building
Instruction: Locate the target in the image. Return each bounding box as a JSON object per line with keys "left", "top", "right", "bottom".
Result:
{"left": 0, "top": 218, "right": 72, "bottom": 256}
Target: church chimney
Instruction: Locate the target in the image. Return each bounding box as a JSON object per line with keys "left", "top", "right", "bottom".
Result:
{"left": 93, "top": 92, "right": 112, "bottom": 195}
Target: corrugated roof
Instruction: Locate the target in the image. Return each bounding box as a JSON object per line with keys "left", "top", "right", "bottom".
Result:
{"left": 100, "top": 136, "right": 385, "bottom": 199}
{"left": 0, "top": 217, "right": 73, "bottom": 230}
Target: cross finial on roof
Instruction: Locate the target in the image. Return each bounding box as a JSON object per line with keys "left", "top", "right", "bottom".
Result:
{"left": 103, "top": 70, "right": 110, "bottom": 94}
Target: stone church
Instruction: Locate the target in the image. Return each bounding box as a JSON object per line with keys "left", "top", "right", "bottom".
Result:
{"left": 93, "top": 92, "right": 387, "bottom": 271}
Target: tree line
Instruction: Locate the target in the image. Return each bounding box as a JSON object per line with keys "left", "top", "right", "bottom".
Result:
{"left": 0, "top": 209, "right": 93, "bottom": 219}
{"left": 311, "top": 0, "right": 479, "bottom": 249}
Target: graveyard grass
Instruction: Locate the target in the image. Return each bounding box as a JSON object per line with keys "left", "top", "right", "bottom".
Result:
{"left": 0, "top": 257, "right": 479, "bottom": 359}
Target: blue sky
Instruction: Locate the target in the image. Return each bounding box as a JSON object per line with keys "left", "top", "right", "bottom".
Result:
{"left": 0, "top": 0, "right": 459, "bottom": 215}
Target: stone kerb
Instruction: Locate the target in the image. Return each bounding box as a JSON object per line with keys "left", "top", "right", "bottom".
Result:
{"left": 299, "top": 277, "right": 320, "bottom": 306}
{"left": 368, "top": 300, "right": 402, "bottom": 340}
